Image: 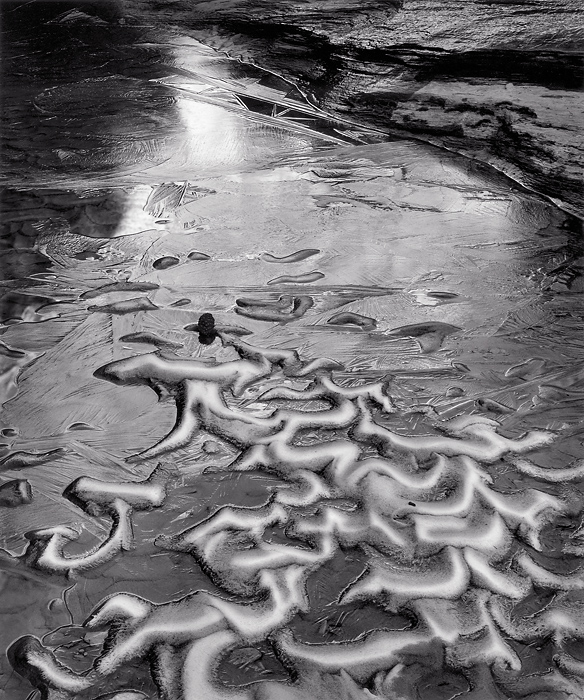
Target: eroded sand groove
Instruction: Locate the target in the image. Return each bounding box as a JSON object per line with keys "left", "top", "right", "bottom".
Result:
{"left": 7, "top": 334, "right": 584, "bottom": 699}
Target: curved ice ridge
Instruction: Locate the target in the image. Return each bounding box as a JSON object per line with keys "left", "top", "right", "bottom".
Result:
{"left": 18, "top": 467, "right": 167, "bottom": 577}
{"left": 10, "top": 337, "right": 583, "bottom": 699}
{"left": 235, "top": 295, "right": 314, "bottom": 323}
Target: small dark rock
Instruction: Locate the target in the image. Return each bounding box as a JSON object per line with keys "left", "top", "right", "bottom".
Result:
{"left": 198, "top": 313, "right": 216, "bottom": 335}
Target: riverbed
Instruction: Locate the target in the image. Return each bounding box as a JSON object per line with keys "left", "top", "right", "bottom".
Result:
{"left": 1, "top": 5, "right": 584, "bottom": 700}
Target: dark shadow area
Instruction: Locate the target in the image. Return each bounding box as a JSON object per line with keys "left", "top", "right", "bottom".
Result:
{"left": 1, "top": 0, "right": 179, "bottom": 184}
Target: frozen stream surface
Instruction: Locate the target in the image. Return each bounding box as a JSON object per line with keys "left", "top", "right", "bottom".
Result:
{"left": 1, "top": 6, "right": 584, "bottom": 700}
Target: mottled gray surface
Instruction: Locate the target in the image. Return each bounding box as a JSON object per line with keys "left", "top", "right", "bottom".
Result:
{"left": 1, "top": 3, "right": 584, "bottom": 700}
